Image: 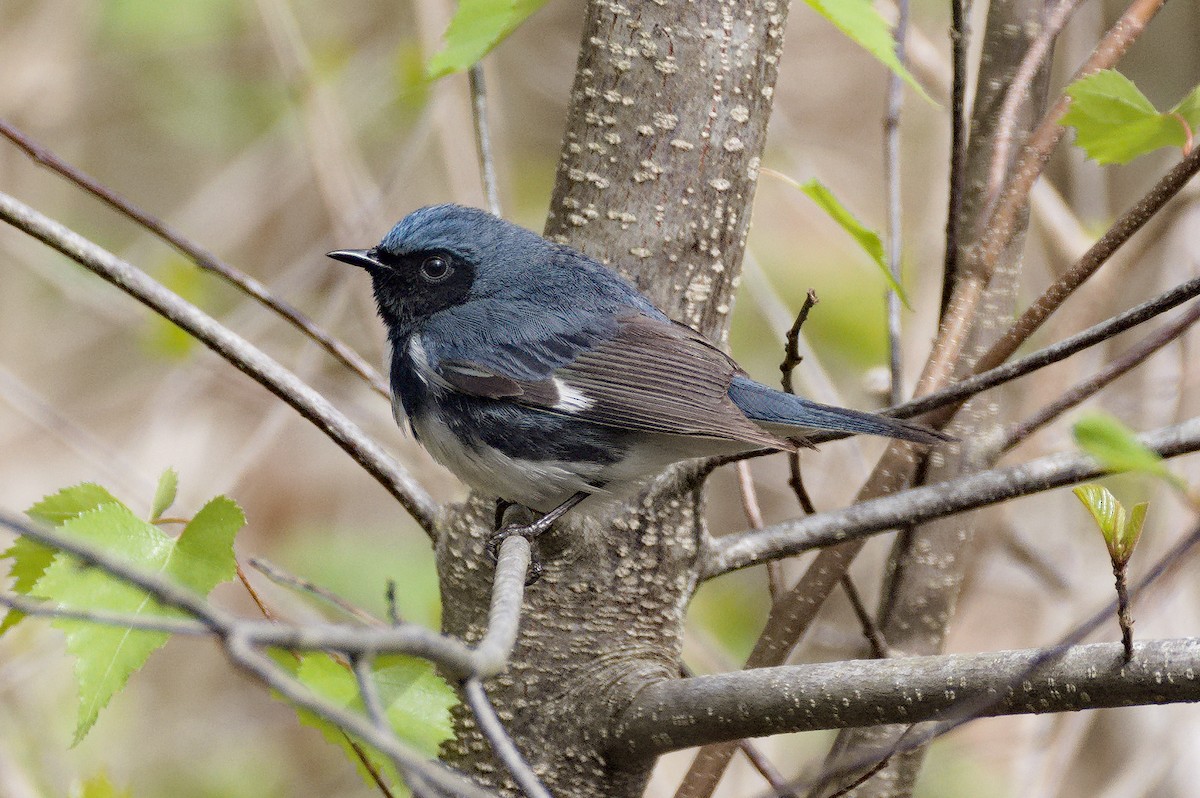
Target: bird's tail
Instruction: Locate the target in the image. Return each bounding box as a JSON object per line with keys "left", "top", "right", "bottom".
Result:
{"left": 728, "top": 375, "right": 952, "bottom": 446}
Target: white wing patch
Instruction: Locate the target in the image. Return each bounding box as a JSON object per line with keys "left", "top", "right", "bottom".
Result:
{"left": 553, "top": 378, "right": 594, "bottom": 411}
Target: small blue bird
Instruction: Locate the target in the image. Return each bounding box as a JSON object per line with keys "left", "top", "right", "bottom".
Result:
{"left": 329, "top": 205, "right": 947, "bottom": 535}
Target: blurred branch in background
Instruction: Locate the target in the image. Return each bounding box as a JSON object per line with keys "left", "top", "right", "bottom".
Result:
{"left": 0, "top": 190, "right": 437, "bottom": 534}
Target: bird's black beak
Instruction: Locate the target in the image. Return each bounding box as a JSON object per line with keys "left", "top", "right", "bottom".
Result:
{"left": 326, "top": 248, "right": 381, "bottom": 270}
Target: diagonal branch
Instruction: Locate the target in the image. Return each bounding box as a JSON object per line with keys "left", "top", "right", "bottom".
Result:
{"left": 0, "top": 119, "right": 389, "bottom": 398}
{"left": 0, "top": 190, "right": 438, "bottom": 536}
{"left": 707, "top": 416, "right": 1200, "bottom": 577}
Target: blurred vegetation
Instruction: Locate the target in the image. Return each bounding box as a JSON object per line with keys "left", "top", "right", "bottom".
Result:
{"left": 1, "top": 1, "right": 1198, "bottom": 796}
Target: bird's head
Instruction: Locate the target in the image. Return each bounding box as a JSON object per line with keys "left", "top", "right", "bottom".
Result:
{"left": 330, "top": 203, "right": 557, "bottom": 333}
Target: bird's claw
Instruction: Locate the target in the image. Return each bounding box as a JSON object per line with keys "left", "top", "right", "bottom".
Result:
{"left": 487, "top": 521, "right": 549, "bottom": 585}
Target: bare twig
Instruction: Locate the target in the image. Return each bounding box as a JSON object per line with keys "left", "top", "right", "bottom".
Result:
{"left": 225, "top": 634, "right": 499, "bottom": 798}
{"left": 974, "top": 144, "right": 1200, "bottom": 377}
{"left": 464, "top": 679, "right": 552, "bottom": 798}
{"left": 999, "top": 299, "right": 1200, "bottom": 451}
{"left": 353, "top": 655, "right": 390, "bottom": 731}
{"left": 883, "top": 0, "right": 910, "bottom": 407}
{"left": 706, "top": 274, "right": 1200, "bottom": 466}
{"left": 469, "top": 65, "right": 502, "bottom": 217}
{"left": 941, "top": 0, "right": 970, "bottom": 318}
{"left": 250, "top": 556, "right": 385, "bottom": 626}
{"left": 0, "top": 119, "right": 389, "bottom": 398}
{"left": 0, "top": 191, "right": 438, "bottom": 536}
{"left": 799, "top": 517, "right": 1200, "bottom": 795}
{"left": 707, "top": 415, "right": 1200, "bottom": 577}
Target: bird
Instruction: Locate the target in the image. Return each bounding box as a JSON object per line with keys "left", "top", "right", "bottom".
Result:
{"left": 329, "top": 204, "right": 950, "bottom": 539}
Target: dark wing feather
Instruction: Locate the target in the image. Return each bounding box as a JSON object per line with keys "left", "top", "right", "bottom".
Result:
{"left": 427, "top": 311, "right": 793, "bottom": 451}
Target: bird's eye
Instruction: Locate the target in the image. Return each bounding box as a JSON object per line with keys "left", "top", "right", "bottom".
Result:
{"left": 420, "top": 255, "right": 453, "bottom": 283}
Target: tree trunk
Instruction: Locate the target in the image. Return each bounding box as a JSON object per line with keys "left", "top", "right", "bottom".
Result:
{"left": 437, "top": 2, "right": 789, "bottom": 796}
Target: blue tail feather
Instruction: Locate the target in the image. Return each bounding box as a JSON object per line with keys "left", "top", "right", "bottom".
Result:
{"left": 727, "top": 375, "right": 950, "bottom": 445}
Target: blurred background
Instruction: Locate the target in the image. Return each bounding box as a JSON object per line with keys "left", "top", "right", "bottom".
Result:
{"left": 1, "top": 1, "right": 1198, "bottom": 796}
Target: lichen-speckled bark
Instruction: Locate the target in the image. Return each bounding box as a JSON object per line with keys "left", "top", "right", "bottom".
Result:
{"left": 544, "top": 0, "right": 788, "bottom": 336}
{"left": 436, "top": 2, "right": 789, "bottom": 796}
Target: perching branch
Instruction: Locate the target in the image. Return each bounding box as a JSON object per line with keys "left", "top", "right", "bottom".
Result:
{"left": 0, "top": 190, "right": 438, "bottom": 536}
{"left": 706, "top": 415, "right": 1200, "bottom": 577}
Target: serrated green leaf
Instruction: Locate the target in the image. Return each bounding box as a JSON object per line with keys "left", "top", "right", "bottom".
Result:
{"left": 33, "top": 496, "right": 242, "bottom": 744}
{"left": 1061, "top": 70, "right": 1188, "bottom": 164}
{"left": 0, "top": 536, "right": 56, "bottom": 635}
{"left": 1072, "top": 412, "right": 1185, "bottom": 490}
{"left": 150, "top": 468, "right": 178, "bottom": 521}
{"left": 784, "top": 176, "right": 911, "bottom": 308}
{"left": 375, "top": 654, "right": 458, "bottom": 757}
{"left": 426, "top": 0, "right": 549, "bottom": 79}
{"left": 802, "top": 0, "right": 932, "bottom": 104}
{"left": 286, "top": 652, "right": 457, "bottom": 789}
{"left": 70, "top": 771, "right": 131, "bottom": 798}
{"left": 28, "top": 483, "right": 120, "bottom": 526}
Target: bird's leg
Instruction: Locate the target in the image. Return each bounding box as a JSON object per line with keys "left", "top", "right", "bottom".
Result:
{"left": 487, "top": 491, "right": 590, "bottom": 583}
{"left": 493, "top": 498, "right": 515, "bottom": 530}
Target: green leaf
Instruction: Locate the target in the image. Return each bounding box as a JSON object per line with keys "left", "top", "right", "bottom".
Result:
{"left": 1072, "top": 411, "right": 1185, "bottom": 490}
{"left": 375, "top": 654, "right": 458, "bottom": 757}
{"left": 286, "top": 652, "right": 457, "bottom": 789}
{"left": 33, "top": 496, "right": 242, "bottom": 744}
{"left": 783, "top": 176, "right": 910, "bottom": 308}
{"left": 426, "top": 0, "right": 550, "bottom": 79}
{"left": 802, "top": 0, "right": 932, "bottom": 104}
{"left": 1072, "top": 484, "right": 1147, "bottom": 565}
{"left": 4, "top": 483, "right": 122, "bottom": 635}
{"left": 0, "top": 537, "right": 56, "bottom": 635}
{"left": 1061, "top": 70, "right": 1190, "bottom": 164}
{"left": 150, "top": 468, "right": 178, "bottom": 521}
{"left": 28, "top": 483, "right": 120, "bottom": 526}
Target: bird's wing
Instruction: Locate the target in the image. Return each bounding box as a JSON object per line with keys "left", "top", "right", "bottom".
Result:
{"left": 426, "top": 310, "right": 793, "bottom": 451}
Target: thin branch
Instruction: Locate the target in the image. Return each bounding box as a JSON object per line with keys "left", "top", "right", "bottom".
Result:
{"left": 468, "top": 65, "right": 502, "bottom": 217}
{"left": 0, "top": 592, "right": 209, "bottom": 635}
{"left": 0, "top": 511, "right": 531, "bottom": 679}
{"left": 225, "top": 634, "right": 500, "bottom": 798}
{"left": 707, "top": 416, "right": 1200, "bottom": 577}
{"left": 998, "top": 299, "right": 1200, "bottom": 451}
{"left": 353, "top": 655, "right": 390, "bottom": 731}
{"left": 250, "top": 556, "right": 385, "bottom": 626}
{"left": 940, "top": 0, "right": 970, "bottom": 318}
{"left": 0, "top": 119, "right": 389, "bottom": 397}
{"left": 800, "top": 516, "right": 1200, "bottom": 795}
{"left": 464, "top": 679, "right": 553, "bottom": 798}
{"left": 0, "top": 191, "right": 439, "bottom": 537}
{"left": 708, "top": 275, "right": 1200, "bottom": 466}
{"left": 736, "top": 740, "right": 795, "bottom": 797}
{"left": 973, "top": 144, "right": 1200, "bottom": 377}
{"left": 883, "top": 0, "right": 910, "bottom": 407}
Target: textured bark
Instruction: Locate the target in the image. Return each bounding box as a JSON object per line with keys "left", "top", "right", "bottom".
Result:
{"left": 437, "top": 3, "right": 789, "bottom": 796}
{"left": 816, "top": 1, "right": 1056, "bottom": 795}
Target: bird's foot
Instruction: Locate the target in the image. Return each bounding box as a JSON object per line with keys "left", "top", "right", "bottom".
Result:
{"left": 486, "top": 492, "right": 590, "bottom": 584}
